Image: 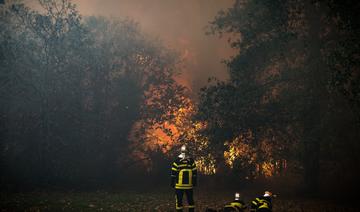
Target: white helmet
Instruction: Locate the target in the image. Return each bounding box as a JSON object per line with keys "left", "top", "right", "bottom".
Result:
{"left": 180, "top": 145, "right": 186, "bottom": 153}
{"left": 264, "top": 191, "right": 272, "bottom": 197}
{"left": 178, "top": 145, "right": 187, "bottom": 159}
{"left": 235, "top": 192, "right": 240, "bottom": 200}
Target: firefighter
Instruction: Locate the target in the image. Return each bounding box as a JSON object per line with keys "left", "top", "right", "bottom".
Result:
{"left": 223, "top": 192, "right": 247, "bottom": 212}
{"left": 171, "top": 145, "right": 197, "bottom": 212}
{"left": 205, "top": 192, "right": 246, "bottom": 212}
{"left": 250, "top": 191, "right": 273, "bottom": 212}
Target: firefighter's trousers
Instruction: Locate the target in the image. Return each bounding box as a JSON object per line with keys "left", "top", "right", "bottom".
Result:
{"left": 175, "top": 188, "right": 194, "bottom": 212}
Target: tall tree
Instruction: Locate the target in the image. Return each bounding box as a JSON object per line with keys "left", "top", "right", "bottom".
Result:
{"left": 202, "top": 0, "right": 360, "bottom": 193}
{"left": 0, "top": 0, "right": 186, "bottom": 187}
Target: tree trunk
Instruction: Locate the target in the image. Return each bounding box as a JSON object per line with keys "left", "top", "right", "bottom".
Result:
{"left": 301, "top": 0, "right": 328, "bottom": 194}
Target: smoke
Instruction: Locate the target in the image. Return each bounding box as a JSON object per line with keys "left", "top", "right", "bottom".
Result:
{"left": 71, "top": 0, "right": 236, "bottom": 93}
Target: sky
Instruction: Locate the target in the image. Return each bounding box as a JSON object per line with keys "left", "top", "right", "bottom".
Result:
{"left": 28, "top": 0, "right": 237, "bottom": 93}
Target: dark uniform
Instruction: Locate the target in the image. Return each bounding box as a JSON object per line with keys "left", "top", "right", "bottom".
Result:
{"left": 171, "top": 155, "right": 197, "bottom": 211}
{"left": 223, "top": 199, "right": 246, "bottom": 212}
{"left": 205, "top": 199, "right": 246, "bottom": 212}
{"left": 250, "top": 195, "right": 272, "bottom": 212}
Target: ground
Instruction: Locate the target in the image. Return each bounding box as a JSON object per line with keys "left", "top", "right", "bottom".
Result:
{"left": 0, "top": 189, "right": 356, "bottom": 211}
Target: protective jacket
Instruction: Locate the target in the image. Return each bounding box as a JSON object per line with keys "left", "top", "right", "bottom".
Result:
{"left": 223, "top": 199, "right": 246, "bottom": 212}
{"left": 171, "top": 156, "right": 197, "bottom": 189}
{"left": 250, "top": 196, "right": 272, "bottom": 212}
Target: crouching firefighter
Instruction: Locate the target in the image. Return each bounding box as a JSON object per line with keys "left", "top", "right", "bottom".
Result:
{"left": 250, "top": 191, "right": 273, "bottom": 212}
{"left": 171, "top": 145, "right": 197, "bottom": 212}
{"left": 223, "top": 192, "right": 247, "bottom": 212}
{"left": 205, "top": 192, "right": 246, "bottom": 212}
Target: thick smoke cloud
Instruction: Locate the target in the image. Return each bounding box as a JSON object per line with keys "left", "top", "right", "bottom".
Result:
{"left": 71, "top": 0, "right": 236, "bottom": 92}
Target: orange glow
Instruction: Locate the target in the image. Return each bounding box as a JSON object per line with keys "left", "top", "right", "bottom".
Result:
{"left": 129, "top": 88, "right": 218, "bottom": 174}
{"left": 130, "top": 93, "right": 194, "bottom": 152}
{"left": 224, "top": 131, "right": 257, "bottom": 169}
{"left": 195, "top": 153, "right": 216, "bottom": 175}
{"left": 223, "top": 130, "right": 287, "bottom": 178}
{"left": 260, "top": 161, "right": 276, "bottom": 177}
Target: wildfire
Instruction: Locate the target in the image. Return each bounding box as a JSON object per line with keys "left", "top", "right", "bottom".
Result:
{"left": 130, "top": 83, "right": 285, "bottom": 177}
{"left": 129, "top": 88, "right": 220, "bottom": 175}
{"left": 195, "top": 154, "right": 216, "bottom": 175}
{"left": 143, "top": 106, "right": 192, "bottom": 154}
{"left": 259, "top": 162, "right": 276, "bottom": 177}
{"left": 223, "top": 130, "right": 286, "bottom": 178}
{"left": 224, "top": 131, "right": 257, "bottom": 169}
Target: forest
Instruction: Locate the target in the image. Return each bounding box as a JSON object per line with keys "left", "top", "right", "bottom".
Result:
{"left": 1, "top": 0, "right": 359, "bottom": 211}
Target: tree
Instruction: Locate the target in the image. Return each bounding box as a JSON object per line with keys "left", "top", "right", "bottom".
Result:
{"left": 0, "top": 0, "right": 186, "bottom": 187}
{"left": 201, "top": 0, "right": 360, "bottom": 193}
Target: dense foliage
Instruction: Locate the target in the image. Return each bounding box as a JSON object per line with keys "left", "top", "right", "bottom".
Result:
{"left": 0, "top": 0, "right": 187, "bottom": 188}
{"left": 198, "top": 0, "right": 360, "bottom": 194}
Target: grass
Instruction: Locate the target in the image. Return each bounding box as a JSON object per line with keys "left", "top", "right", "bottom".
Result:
{"left": 0, "top": 189, "right": 357, "bottom": 211}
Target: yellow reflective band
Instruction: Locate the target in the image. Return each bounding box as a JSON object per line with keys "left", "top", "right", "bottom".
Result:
{"left": 175, "top": 195, "right": 182, "bottom": 209}
{"left": 173, "top": 162, "right": 178, "bottom": 167}
{"left": 258, "top": 199, "right": 270, "bottom": 205}
{"left": 188, "top": 205, "right": 195, "bottom": 208}
{"left": 231, "top": 202, "right": 242, "bottom": 207}
{"left": 172, "top": 167, "right": 178, "bottom": 171}
{"left": 252, "top": 201, "right": 258, "bottom": 205}
{"left": 177, "top": 169, "right": 191, "bottom": 185}
{"left": 259, "top": 204, "right": 269, "bottom": 209}
{"left": 178, "top": 170, "right": 183, "bottom": 184}
{"left": 189, "top": 170, "right": 192, "bottom": 185}
{"left": 175, "top": 185, "right": 193, "bottom": 189}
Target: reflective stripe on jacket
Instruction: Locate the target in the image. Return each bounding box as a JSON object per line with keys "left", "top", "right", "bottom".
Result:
{"left": 224, "top": 200, "right": 246, "bottom": 211}
{"left": 171, "top": 157, "right": 197, "bottom": 189}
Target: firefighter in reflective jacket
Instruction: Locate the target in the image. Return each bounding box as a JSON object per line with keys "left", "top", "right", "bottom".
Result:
{"left": 223, "top": 192, "right": 246, "bottom": 212}
{"left": 250, "top": 191, "right": 273, "bottom": 212}
{"left": 205, "top": 192, "right": 246, "bottom": 212}
{"left": 171, "top": 145, "right": 197, "bottom": 212}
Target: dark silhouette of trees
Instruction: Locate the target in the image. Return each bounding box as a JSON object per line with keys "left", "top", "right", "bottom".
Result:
{"left": 0, "top": 0, "right": 185, "bottom": 188}
{"left": 199, "top": 0, "right": 360, "bottom": 194}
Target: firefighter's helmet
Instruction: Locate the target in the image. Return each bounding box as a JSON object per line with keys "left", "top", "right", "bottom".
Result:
{"left": 264, "top": 191, "right": 272, "bottom": 197}
{"left": 178, "top": 145, "right": 187, "bottom": 159}
{"left": 181, "top": 145, "right": 186, "bottom": 153}
{"left": 235, "top": 192, "right": 240, "bottom": 200}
